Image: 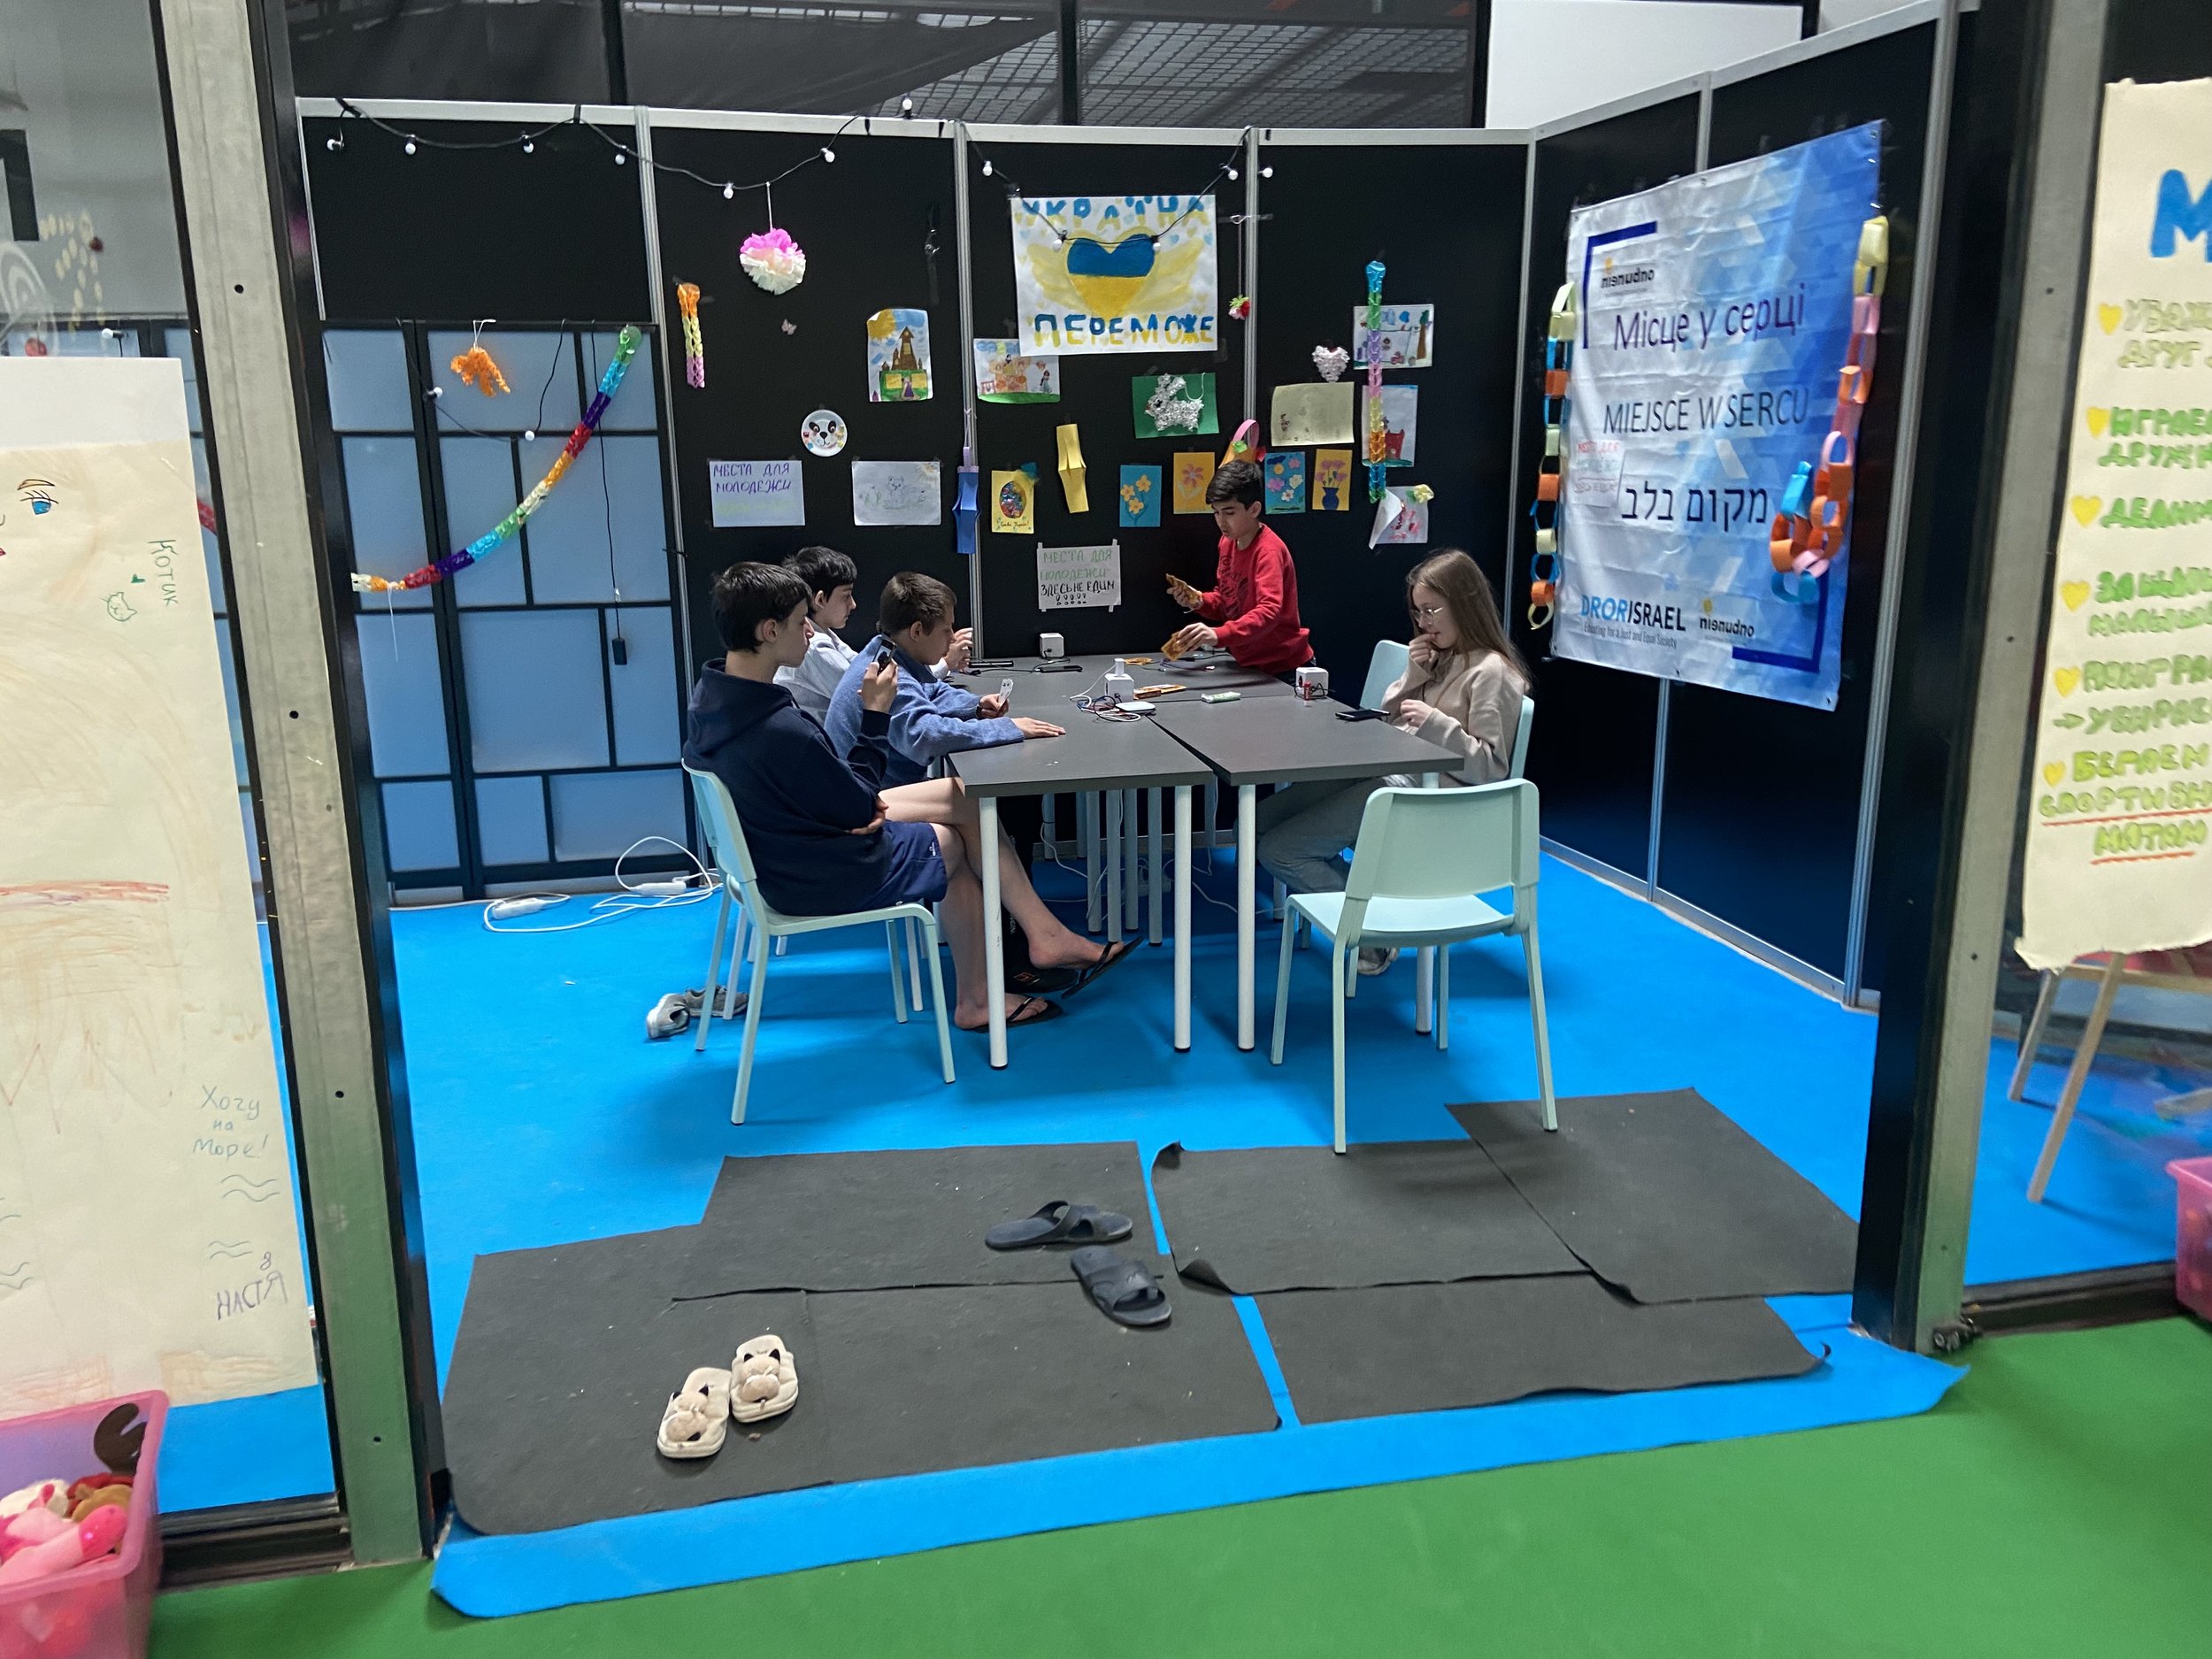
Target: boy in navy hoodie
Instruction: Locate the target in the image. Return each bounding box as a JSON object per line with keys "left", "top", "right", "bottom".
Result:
{"left": 684, "top": 563, "right": 1126, "bottom": 1032}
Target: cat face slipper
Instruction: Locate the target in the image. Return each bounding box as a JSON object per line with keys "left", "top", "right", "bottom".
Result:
{"left": 730, "top": 1335, "right": 798, "bottom": 1424}
{"left": 656, "top": 1367, "right": 732, "bottom": 1459}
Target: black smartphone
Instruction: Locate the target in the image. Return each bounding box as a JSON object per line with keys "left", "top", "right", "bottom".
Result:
{"left": 874, "top": 648, "right": 894, "bottom": 668}
{"left": 1336, "top": 706, "right": 1388, "bottom": 722}
{"left": 1035, "top": 661, "right": 1083, "bottom": 674}
{"left": 970, "top": 657, "right": 1016, "bottom": 669}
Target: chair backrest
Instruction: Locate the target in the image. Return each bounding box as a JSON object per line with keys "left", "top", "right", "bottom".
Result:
{"left": 1509, "top": 694, "right": 1534, "bottom": 780}
{"left": 1360, "top": 638, "right": 1410, "bottom": 710}
{"left": 684, "top": 764, "right": 761, "bottom": 895}
{"left": 1343, "top": 781, "right": 1540, "bottom": 917}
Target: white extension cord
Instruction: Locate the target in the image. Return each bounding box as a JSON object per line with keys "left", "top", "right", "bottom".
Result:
{"left": 479, "top": 837, "right": 719, "bottom": 933}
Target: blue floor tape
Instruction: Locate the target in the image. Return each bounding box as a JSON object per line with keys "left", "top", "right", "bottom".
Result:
{"left": 432, "top": 1322, "right": 1960, "bottom": 1617}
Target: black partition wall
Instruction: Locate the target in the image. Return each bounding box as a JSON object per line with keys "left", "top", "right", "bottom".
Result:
{"left": 1252, "top": 136, "right": 1527, "bottom": 695}
{"left": 1662, "top": 21, "right": 1939, "bottom": 984}
{"left": 296, "top": 0, "right": 1955, "bottom": 974}
{"left": 649, "top": 120, "right": 968, "bottom": 662}
{"left": 963, "top": 133, "right": 1250, "bottom": 663}
{"left": 1509, "top": 95, "right": 1700, "bottom": 882}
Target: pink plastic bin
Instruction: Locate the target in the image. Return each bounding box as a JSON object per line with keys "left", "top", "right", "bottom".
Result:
{"left": 2174, "top": 1156, "right": 2212, "bottom": 1324}
{"left": 0, "top": 1392, "right": 166, "bottom": 1659}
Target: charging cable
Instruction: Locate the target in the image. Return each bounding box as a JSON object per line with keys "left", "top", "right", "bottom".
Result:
{"left": 481, "top": 836, "right": 720, "bottom": 933}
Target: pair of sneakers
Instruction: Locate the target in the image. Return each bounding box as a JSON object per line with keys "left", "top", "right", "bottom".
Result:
{"left": 655, "top": 1335, "right": 797, "bottom": 1459}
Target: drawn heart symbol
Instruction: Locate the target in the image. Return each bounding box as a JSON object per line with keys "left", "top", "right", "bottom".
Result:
{"left": 2070, "top": 495, "right": 2101, "bottom": 527}
{"left": 2055, "top": 666, "right": 2081, "bottom": 697}
{"left": 2062, "top": 580, "right": 2090, "bottom": 611}
{"left": 2044, "top": 762, "right": 2065, "bottom": 786}
{"left": 2097, "top": 303, "right": 2122, "bottom": 334}
{"left": 1064, "top": 234, "right": 1156, "bottom": 316}
{"left": 2085, "top": 407, "right": 2109, "bottom": 437}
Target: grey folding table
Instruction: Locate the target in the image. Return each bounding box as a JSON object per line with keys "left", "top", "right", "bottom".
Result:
{"left": 1148, "top": 694, "right": 1459, "bottom": 1050}
{"left": 948, "top": 709, "right": 1213, "bottom": 1068}
{"left": 949, "top": 656, "right": 1292, "bottom": 940}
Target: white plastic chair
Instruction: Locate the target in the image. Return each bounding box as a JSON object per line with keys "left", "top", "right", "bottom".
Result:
{"left": 1360, "top": 638, "right": 1411, "bottom": 710}
{"left": 1271, "top": 781, "right": 1556, "bottom": 1152}
{"left": 1509, "top": 694, "right": 1534, "bottom": 780}
{"left": 684, "top": 764, "right": 954, "bottom": 1124}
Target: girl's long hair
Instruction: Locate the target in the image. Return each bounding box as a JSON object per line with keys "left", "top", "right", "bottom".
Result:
{"left": 1407, "top": 549, "right": 1526, "bottom": 682}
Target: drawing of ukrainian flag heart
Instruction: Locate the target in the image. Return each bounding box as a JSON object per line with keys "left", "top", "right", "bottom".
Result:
{"left": 1064, "top": 234, "right": 1156, "bottom": 317}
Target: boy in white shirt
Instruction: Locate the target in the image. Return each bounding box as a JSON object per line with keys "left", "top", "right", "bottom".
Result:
{"left": 776, "top": 546, "right": 970, "bottom": 717}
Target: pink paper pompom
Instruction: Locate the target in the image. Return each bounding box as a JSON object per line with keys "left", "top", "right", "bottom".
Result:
{"left": 740, "top": 227, "right": 807, "bottom": 295}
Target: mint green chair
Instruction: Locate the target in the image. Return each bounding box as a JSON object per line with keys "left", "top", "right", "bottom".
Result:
{"left": 1270, "top": 780, "right": 1556, "bottom": 1151}
{"left": 686, "top": 764, "right": 954, "bottom": 1125}
{"left": 1360, "top": 638, "right": 1411, "bottom": 710}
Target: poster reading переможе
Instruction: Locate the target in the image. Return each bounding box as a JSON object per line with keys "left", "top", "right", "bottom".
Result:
{"left": 2020, "top": 78, "right": 2212, "bottom": 969}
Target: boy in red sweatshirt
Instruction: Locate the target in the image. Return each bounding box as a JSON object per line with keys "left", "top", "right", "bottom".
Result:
{"left": 1166, "top": 458, "right": 1314, "bottom": 673}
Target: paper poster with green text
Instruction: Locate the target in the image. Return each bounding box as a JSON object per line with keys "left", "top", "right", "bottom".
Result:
{"left": 2020, "top": 78, "right": 2212, "bottom": 968}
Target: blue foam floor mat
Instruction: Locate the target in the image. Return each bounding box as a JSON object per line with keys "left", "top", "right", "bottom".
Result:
{"left": 366, "top": 852, "right": 2185, "bottom": 1612}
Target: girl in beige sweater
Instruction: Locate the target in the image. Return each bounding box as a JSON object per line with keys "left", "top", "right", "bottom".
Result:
{"left": 1256, "top": 549, "right": 1530, "bottom": 972}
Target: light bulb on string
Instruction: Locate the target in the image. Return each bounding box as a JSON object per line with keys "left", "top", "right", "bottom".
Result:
{"left": 403, "top": 140, "right": 417, "bottom": 156}
{"left": 1260, "top": 165, "right": 1273, "bottom": 178}
{"left": 981, "top": 159, "right": 993, "bottom": 177}
{"left": 522, "top": 138, "right": 534, "bottom": 154}
{"left": 900, "top": 97, "right": 914, "bottom": 116}
{"left": 325, "top": 134, "right": 342, "bottom": 151}
{"left": 821, "top": 147, "right": 836, "bottom": 163}
{"left": 1226, "top": 165, "right": 1239, "bottom": 180}
{"left": 615, "top": 150, "right": 627, "bottom": 165}
{"left": 723, "top": 183, "right": 734, "bottom": 200}
{"left": 524, "top": 428, "right": 537, "bottom": 442}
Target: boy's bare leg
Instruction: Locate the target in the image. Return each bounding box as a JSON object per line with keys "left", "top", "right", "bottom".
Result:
{"left": 887, "top": 781, "right": 1102, "bottom": 971}
{"left": 929, "top": 823, "right": 1044, "bottom": 1029}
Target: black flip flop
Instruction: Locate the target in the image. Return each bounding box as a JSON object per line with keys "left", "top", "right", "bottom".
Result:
{"left": 1063, "top": 939, "right": 1138, "bottom": 999}
{"left": 1071, "top": 1247, "right": 1171, "bottom": 1327}
{"left": 985, "top": 1201, "right": 1136, "bottom": 1251}
{"left": 960, "top": 995, "right": 1064, "bottom": 1034}
{"left": 1009, "top": 964, "right": 1081, "bottom": 995}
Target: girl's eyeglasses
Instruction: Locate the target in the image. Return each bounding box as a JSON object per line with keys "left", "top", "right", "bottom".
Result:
{"left": 1410, "top": 602, "right": 1448, "bottom": 619}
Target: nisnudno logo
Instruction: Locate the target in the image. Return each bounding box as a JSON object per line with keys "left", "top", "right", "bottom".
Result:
{"left": 1581, "top": 220, "right": 1661, "bottom": 347}
{"left": 2151, "top": 169, "right": 2212, "bottom": 259}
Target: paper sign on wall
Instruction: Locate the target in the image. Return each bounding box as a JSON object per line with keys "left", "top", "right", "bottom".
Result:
{"left": 1312, "top": 449, "right": 1353, "bottom": 511}
{"left": 1269, "top": 382, "right": 1354, "bottom": 447}
{"left": 710, "top": 458, "right": 806, "bottom": 526}
{"left": 1038, "top": 541, "right": 1124, "bottom": 611}
{"left": 1119, "top": 464, "right": 1162, "bottom": 526}
{"left": 1013, "top": 195, "right": 1219, "bottom": 357}
{"left": 992, "top": 468, "right": 1035, "bottom": 534}
{"left": 866, "top": 308, "right": 932, "bottom": 402}
{"left": 1352, "top": 303, "right": 1437, "bottom": 368}
{"left": 1371, "top": 486, "right": 1430, "bottom": 548}
{"left": 1359, "top": 385, "right": 1417, "bottom": 466}
{"left": 973, "top": 339, "right": 1060, "bottom": 403}
{"left": 2019, "top": 79, "right": 2212, "bottom": 967}
{"left": 1132, "top": 372, "right": 1219, "bottom": 439}
{"left": 1264, "top": 450, "right": 1308, "bottom": 513}
{"left": 851, "top": 459, "right": 942, "bottom": 526}
{"left": 1172, "top": 450, "right": 1216, "bottom": 514}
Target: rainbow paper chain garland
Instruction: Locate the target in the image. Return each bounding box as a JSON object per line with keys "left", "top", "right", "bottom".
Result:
{"left": 1363, "top": 259, "right": 1387, "bottom": 504}
{"left": 350, "top": 326, "right": 642, "bottom": 594}
{"left": 676, "top": 284, "right": 704, "bottom": 389}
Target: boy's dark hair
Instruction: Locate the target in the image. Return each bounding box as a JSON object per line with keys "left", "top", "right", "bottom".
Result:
{"left": 879, "top": 570, "right": 957, "bottom": 639}
{"left": 1205, "top": 458, "right": 1264, "bottom": 508}
{"left": 711, "top": 560, "right": 810, "bottom": 653}
{"left": 784, "top": 544, "right": 857, "bottom": 603}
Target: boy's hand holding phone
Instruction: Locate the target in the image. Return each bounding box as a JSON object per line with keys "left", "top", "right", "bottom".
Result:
{"left": 860, "top": 656, "right": 900, "bottom": 713}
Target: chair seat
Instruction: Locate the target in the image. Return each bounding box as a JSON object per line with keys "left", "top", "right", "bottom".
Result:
{"left": 1289, "top": 888, "right": 1513, "bottom": 946}
{"left": 753, "top": 896, "right": 938, "bottom": 939}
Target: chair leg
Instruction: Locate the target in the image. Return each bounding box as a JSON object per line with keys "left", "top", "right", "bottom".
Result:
{"left": 2029, "top": 954, "right": 2124, "bottom": 1202}
{"left": 1524, "top": 925, "right": 1557, "bottom": 1132}
{"left": 885, "top": 922, "right": 910, "bottom": 1024}
{"left": 2008, "top": 969, "right": 2062, "bottom": 1101}
{"left": 922, "top": 914, "right": 956, "bottom": 1084}
{"left": 906, "top": 916, "right": 925, "bottom": 1011}
{"left": 1331, "top": 941, "right": 1350, "bottom": 1154}
{"left": 1270, "top": 909, "right": 1296, "bottom": 1065}
{"left": 1414, "top": 946, "right": 1433, "bottom": 1035}
{"left": 696, "top": 887, "right": 731, "bottom": 1054}
{"left": 775, "top": 933, "right": 788, "bottom": 956}
{"left": 733, "top": 924, "right": 772, "bottom": 1126}
{"left": 1436, "top": 943, "right": 1451, "bottom": 1052}
{"left": 724, "top": 909, "right": 750, "bottom": 1019}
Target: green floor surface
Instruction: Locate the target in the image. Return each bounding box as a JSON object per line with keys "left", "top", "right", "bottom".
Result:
{"left": 153, "top": 1317, "right": 2212, "bottom": 1658}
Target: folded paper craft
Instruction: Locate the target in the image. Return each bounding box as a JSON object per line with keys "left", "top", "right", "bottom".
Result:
{"left": 1056, "top": 424, "right": 1089, "bottom": 514}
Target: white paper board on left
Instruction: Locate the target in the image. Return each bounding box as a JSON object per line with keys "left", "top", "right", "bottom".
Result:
{"left": 709, "top": 458, "right": 807, "bottom": 527}
{"left": 0, "top": 357, "right": 319, "bottom": 1415}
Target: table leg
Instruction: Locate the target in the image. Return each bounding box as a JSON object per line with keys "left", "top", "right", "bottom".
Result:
{"left": 1174, "top": 785, "right": 1192, "bottom": 1052}
{"left": 1238, "top": 783, "right": 1256, "bottom": 1051}
{"left": 1042, "top": 793, "right": 1058, "bottom": 856}
{"left": 1416, "top": 769, "right": 1439, "bottom": 1034}
{"left": 1124, "top": 788, "right": 1141, "bottom": 932}
{"left": 1085, "top": 792, "right": 1102, "bottom": 933}
{"left": 1106, "top": 790, "right": 1124, "bottom": 946}
{"left": 1148, "top": 787, "right": 1164, "bottom": 946}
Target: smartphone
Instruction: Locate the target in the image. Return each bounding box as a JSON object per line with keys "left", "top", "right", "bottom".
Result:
{"left": 1336, "top": 706, "right": 1389, "bottom": 722}
{"left": 971, "top": 657, "right": 1015, "bottom": 669}
{"left": 874, "top": 648, "right": 894, "bottom": 668}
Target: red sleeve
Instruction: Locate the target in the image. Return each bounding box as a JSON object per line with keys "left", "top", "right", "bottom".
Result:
{"left": 1210, "top": 540, "right": 1286, "bottom": 650}
{"left": 1193, "top": 540, "right": 1230, "bottom": 621}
